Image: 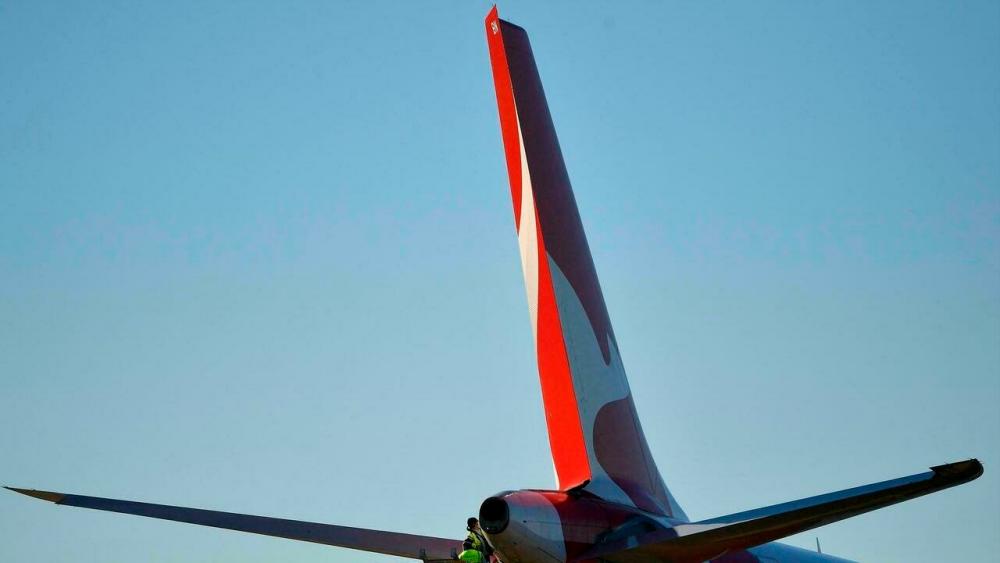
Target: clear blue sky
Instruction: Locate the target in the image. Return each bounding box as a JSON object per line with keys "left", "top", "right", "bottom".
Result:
{"left": 1, "top": 2, "right": 997, "bottom": 562}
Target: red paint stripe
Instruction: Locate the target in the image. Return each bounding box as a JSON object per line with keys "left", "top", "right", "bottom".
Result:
{"left": 485, "top": 7, "right": 522, "bottom": 230}
{"left": 534, "top": 222, "right": 591, "bottom": 489}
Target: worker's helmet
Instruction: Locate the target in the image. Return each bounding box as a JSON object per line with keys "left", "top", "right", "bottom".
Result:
{"left": 459, "top": 550, "right": 483, "bottom": 563}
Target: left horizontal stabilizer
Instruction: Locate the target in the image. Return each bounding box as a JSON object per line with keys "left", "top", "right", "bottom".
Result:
{"left": 5, "top": 487, "right": 461, "bottom": 561}
{"left": 577, "top": 459, "right": 982, "bottom": 562}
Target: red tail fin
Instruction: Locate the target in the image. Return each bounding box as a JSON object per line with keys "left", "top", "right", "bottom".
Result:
{"left": 485, "top": 7, "right": 686, "bottom": 520}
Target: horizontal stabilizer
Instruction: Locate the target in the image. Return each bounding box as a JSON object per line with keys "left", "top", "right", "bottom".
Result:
{"left": 578, "top": 459, "right": 982, "bottom": 562}
{"left": 5, "top": 487, "right": 461, "bottom": 561}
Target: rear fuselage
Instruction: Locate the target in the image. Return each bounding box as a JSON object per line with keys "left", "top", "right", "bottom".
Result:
{"left": 480, "top": 490, "right": 855, "bottom": 563}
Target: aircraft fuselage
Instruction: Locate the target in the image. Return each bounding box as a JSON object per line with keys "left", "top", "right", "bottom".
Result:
{"left": 480, "top": 490, "right": 855, "bottom": 563}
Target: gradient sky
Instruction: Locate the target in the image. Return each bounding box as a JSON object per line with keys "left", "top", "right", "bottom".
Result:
{"left": 1, "top": 2, "right": 998, "bottom": 562}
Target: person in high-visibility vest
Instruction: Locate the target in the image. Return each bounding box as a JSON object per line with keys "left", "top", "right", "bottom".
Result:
{"left": 461, "top": 517, "right": 494, "bottom": 563}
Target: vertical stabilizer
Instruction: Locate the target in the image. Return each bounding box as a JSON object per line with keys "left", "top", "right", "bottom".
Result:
{"left": 484, "top": 7, "right": 686, "bottom": 520}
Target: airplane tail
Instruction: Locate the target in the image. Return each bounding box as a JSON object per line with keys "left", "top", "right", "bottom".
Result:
{"left": 485, "top": 7, "right": 686, "bottom": 520}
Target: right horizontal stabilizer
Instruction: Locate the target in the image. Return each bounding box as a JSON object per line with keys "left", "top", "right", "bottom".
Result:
{"left": 577, "top": 458, "right": 983, "bottom": 562}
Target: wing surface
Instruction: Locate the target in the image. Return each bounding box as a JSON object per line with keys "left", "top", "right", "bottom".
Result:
{"left": 577, "top": 459, "right": 982, "bottom": 563}
{"left": 6, "top": 487, "right": 461, "bottom": 561}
